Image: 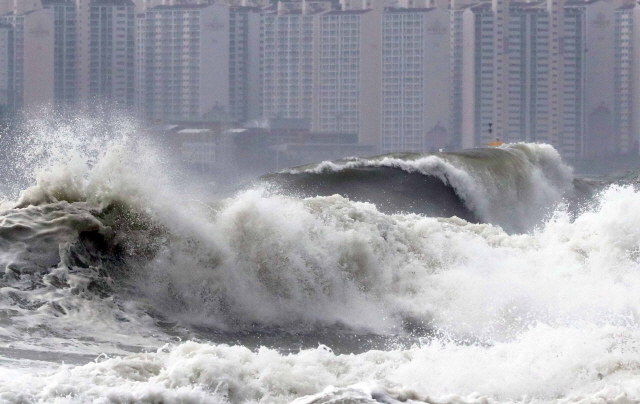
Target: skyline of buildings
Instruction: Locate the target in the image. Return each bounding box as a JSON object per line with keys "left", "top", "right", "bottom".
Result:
{"left": 0, "top": 0, "right": 638, "bottom": 159}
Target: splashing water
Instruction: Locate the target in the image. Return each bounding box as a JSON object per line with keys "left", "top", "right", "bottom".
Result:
{"left": 0, "top": 116, "right": 637, "bottom": 404}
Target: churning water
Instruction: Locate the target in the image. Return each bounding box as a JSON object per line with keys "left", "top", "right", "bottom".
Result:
{"left": 0, "top": 116, "right": 638, "bottom": 404}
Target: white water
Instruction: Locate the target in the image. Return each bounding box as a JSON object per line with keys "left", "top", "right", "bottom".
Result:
{"left": 0, "top": 118, "right": 639, "bottom": 403}
{"left": 285, "top": 143, "right": 575, "bottom": 231}
{"left": 2, "top": 322, "right": 640, "bottom": 404}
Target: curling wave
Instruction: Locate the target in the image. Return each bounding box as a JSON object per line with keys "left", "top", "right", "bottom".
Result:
{"left": 267, "top": 144, "right": 577, "bottom": 233}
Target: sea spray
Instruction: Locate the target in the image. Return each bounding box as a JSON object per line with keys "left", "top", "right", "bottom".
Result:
{"left": 0, "top": 117, "right": 639, "bottom": 403}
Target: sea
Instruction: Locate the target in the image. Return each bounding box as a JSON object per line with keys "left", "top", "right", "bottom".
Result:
{"left": 0, "top": 116, "right": 638, "bottom": 404}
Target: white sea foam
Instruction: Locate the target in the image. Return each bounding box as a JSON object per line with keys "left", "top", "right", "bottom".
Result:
{"left": 132, "top": 184, "right": 640, "bottom": 338}
{"left": 1, "top": 118, "right": 639, "bottom": 404}
{"left": 0, "top": 121, "right": 636, "bottom": 338}
{"left": 3, "top": 327, "right": 640, "bottom": 404}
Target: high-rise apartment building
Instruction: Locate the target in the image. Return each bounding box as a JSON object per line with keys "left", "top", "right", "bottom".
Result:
{"left": 613, "top": 4, "right": 635, "bottom": 154}
{"left": 579, "top": 0, "right": 640, "bottom": 157}
{"left": 450, "top": 7, "right": 464, "bottom": 149}
{"left": 86, "top": 0, "right": 135, "bottom": 108}
{"left": 547, "top": 0, "right": 565, "bottom": 152}
{"left": 136, "top": 0, "right": 260, "bottom": 123}
{"left": 0, "top": 7, "right": 55, "bottom": 111}
{"left": 491, "top": 0, "right": 508, "bottom": 143}
{"left": 316, "top": 7, "right": 381, "bottom": 147}
{"left": 261, "top": 1, "right": 384, "bottom": 149}
{"left": 381, "top": 7, "right": 450, "bottom": 153}
{"left": 562, "top": 1, "right": 586, "bottom": 158}
{"left": 458, "top": 2, "right": 493, "bottom": 148}
{"left": 0, "top": 23, "right": 12, "bottom": 107}
{"left": 260, "top": 2, "right": 318, "bottom": 122}
{"left": 229, "top": 5, "right": 261, "bottom": 122}
{"left": 262, "top": 0, "right": 456, "bottom": 152}
{"left": 611, "top": 1, "right": 640, "bottom": 156}
{"left": 137, "top": 3, "right": 229, "bottom": 121}
{"left": 1, "top": 0, "right": 136, "bottom": 111}
{"left": 42, "top": 0, "right": 78, "bottom": 110}
{"left": 454, "top": 0, "right": 587, "bottom": 158}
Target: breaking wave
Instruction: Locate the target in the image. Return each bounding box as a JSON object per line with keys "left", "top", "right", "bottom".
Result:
{"left": 0, "top": 116, "right": 639, "bottom": 403}
{"left": 267, "top": 144, "right": 578, "bottom": 233}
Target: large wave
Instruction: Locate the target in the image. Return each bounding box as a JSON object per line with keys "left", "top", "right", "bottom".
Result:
{"left": 267, "top": 144, "right": 578, "bottom": 233}
{"left": 1, "top": 117, "right": 640, "bottom": 404}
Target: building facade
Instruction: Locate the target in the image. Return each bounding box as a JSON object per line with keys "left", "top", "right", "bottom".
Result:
{"left": 381, "top": 6, "right": 450, "bottom": 153}
{"left": 261, "top": 1, "right": 386, "bottom": 149}
{"left": 137, "top": 3, "right": 229, "bottom": 121}
{"left": 449, "top": 7, "right": 464, "bottom": 149}
{"left": 260, "top": 3, "right": 318, "bottom": 122}
{"left": 579, "top": 0, "right": 639, "bottom": 157}
{"left": 0, "top": 8, "right": 55, "bottom": 112}
{"left": 86, "top": 0, "right": 135, "bottom": 108}
{"left": 459, "top": 2, "right": 493, "bottom": 148}
{"left": 42, "top": 0, "right": 78, "bottom": 110}
{"left": 613, "top": 4, "right": 634, "bottom": 154}
{"left": 0, "top": 23, "right": 12, "bottom": 107}
{"left": 455, "top": 0, "right": 587, "bottom": 158}
{"left": 562, "top": 2, "right": 586, "bottom": 158}
{"left": 316, "top": 8, "right": 381, "bottom": 147}
{"left": 228, "top": 5, "right": 261, "bottom": 122}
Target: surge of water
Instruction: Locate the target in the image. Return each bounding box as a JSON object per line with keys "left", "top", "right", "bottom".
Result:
{"left": 271, "top": 144, "right": 576, "bottom": 233}
{"left": 0, "top": 117, "right": 638, "bottom": 404}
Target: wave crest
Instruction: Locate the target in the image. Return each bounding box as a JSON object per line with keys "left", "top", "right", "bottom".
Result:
{"left": 272, "top": 143, "right": 575, "bottom": 233}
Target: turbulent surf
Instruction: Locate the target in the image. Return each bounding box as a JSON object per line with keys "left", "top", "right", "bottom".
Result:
{"left": 266, "top": 144, "right": 579, "bottom": 233}
{"left": 0, "top": 117, "right": 639, "bottom": 404}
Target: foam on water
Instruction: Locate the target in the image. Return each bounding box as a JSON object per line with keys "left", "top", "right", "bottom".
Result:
{"left": 0, "top": 116, "right": 638, "bottom": 403}
{"left": 3, "top": 326, "right": 640, "bottom": 404}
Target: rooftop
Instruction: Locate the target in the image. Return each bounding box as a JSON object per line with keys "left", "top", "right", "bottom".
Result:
{"left": 229, "top": 6, "right": 264, "bottom": 11}
{"left": 89, "top": 0, "right": 135, "bottom": 5}
{"left": 41, "top": 0, "right": 75, "bottom": 5}
{"left": 324, "top": 9, "right": 372, "bottom": 14}
{"left": 149, "top": 3, "right": 212, "bottom": 10}
{"left": 384, "top": 6, "right": 437, "bottom": 12}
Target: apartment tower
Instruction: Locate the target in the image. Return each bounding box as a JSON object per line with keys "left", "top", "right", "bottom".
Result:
{"left": 42, "top": 0, "right": 78, "bottom": 110}
{"left": 454, "top": 0, "right": 587, "bottom": 158}
{"left": 137, "top": 2, "right": 230, "bottom": 121}
{"left": 381, "top": 5, "right": 450, "bottom": 153}
{"left": 0, "top": 4, "right": 55, "bottom": 112}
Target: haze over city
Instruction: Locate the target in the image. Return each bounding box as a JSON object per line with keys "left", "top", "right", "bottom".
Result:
{"left": 0, "top": 0, "right": 638, "bottom": 179}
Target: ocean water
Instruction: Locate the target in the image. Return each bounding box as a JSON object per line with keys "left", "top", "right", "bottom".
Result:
{"left": 0, "top": 117, "right": 639, "bottom": 404}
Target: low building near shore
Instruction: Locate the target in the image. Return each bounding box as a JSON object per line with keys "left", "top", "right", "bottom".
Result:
{"left": 152, "top": 118, "right": 376, "bottom": 179}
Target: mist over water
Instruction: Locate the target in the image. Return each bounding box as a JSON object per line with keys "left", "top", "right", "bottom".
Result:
{"left": 0, "top": 116, "right": 639, "bottom": 404}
